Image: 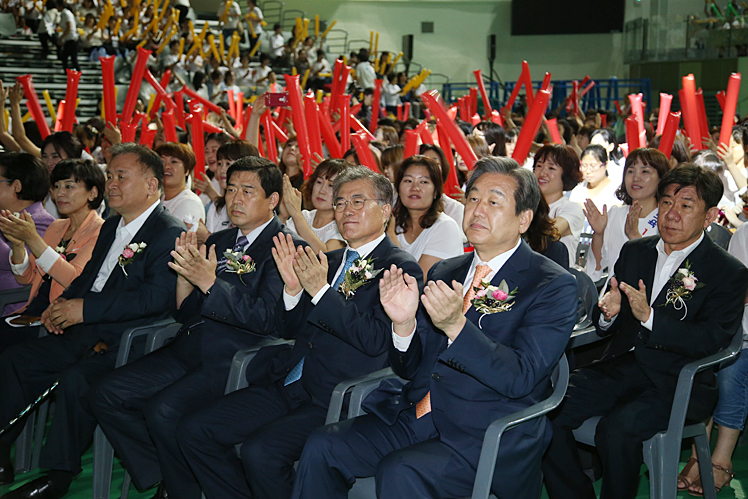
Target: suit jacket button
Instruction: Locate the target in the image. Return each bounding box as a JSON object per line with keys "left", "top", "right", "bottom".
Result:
{"left": 308, "top": 342, "right": 314, "bottom": 349}
{"left": 431, "top": 373, "right": 440, "bottom": 380}
{"left": 637, "top": 332, "right": 644, "bottom": 339}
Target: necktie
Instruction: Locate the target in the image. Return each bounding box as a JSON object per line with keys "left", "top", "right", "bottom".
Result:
{"left": 416, "top": 263, "right": 493, "bottom": 418}
{"left": 217, "top": 235, "right": 248, "bottom": 274}
{"left": 285, "top": 249, "right": 361, "bottom": 386}
{"left": 332, "top": 249, "right": 361, "bottom": 292}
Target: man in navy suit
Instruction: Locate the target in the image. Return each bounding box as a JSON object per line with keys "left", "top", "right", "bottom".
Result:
{"left": 0, "top": 144, "right": 185, "bottom": 499}
{"left": 542, "top": 164, "right": 748, "bottom": 499}
{"left": 176, "top": 165, "right": 423, "bottom": 499}
{"left": 292, "top": 157, "right": 577, "bottom": 499}
{"left": 89, "top": 156, "right": 301, "bottom": 499}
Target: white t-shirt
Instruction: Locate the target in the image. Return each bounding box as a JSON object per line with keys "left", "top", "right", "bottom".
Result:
{"left": 205, "top": 202, "right": 232, "bottom": 233}
{"left": 441, "top": 194, "right": 466, "bottom": 243}
{"left": 382, "top": 81, "right": 401, "bottom": 107}
{"left": 284, "top": 209, "right": 344, "bottom": 244}
{"left": 356, "top": 61, "right": 376, "bottom": 90}
{"left": 161, "top": 188, "right": 205, "bottom": 225}
{"left": 269, "top": 33, "right": 285, "bottom": 58}
{"left": 59, "top": 9, "right": 78, "bottom": 42}
{"left": 585, "top": 204, "right": 659, "bottom": 282}
{"left": 247, "top": 6, "right": 263, "bottom": 35}
{"left": 548, "top": 196, "right": 585, "bottom": 267}
{"left": 396, "top": 212, "right": 463, "bottom": 262}
{"left": 569, "top": 178, "right": 622, "bottom": 212}
{"left": 217, "top": 1, "right": 242, "bottom": 30}
{"left": 727, "top": 223, "right": 748, "bottom": 343}
{"left": 311, "top": 58, "right": 331, "bottom": 76}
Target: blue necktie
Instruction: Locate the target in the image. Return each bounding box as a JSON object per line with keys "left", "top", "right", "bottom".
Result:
{"left": 284, "top": 249, "right": 360, "bottom": 386}
{"left": 217, "top": 235, "right": 248, "bottom": 274}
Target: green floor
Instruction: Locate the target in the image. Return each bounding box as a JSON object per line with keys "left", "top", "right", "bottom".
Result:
{"left": 2, "top": 443, "right": 748, "bottom": 498}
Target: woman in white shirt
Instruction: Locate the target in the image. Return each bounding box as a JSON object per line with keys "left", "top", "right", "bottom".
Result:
{"left": 569, "top": 145, "right": 621, "bottom": 211}
{"left": 419, "top": 143, "right": 466, "bottom": 240}
{"left": 387, "top": 155, "right": 463, "bottom": 276}
{"left": 280, "top": 159, "right": 347, "bottom": 254}
{"left": 583, "top": 148, "right": 670, "bottom": 282}
{"left": 533, "top": 144, "right": 584, "bottom": 267}
{"left": 590, "top": 128, "right": 625, "bottom": 184}
{"left": 155, "top": 143, "right": 205, "bottom": 226}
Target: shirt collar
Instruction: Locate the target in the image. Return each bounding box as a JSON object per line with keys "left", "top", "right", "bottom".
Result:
{"left": 472, "top": 237, "right": 522, "bottom": 275}
{"left": 656, "top": 231, "right": 705, "bottom": 260}
{"left": 236, "top": 217, "right": 273, "bottom": 248}
{"left": 117, "top": 200, "right": 160, "bottom": 238}
{"left": 346, "top": 233, "right": 386, "bottom": 260}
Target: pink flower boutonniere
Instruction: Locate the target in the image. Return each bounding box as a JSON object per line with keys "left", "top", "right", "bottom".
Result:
{"left": 118, "top": 242, "right": 147, "bottom": 277}
{"left": 661, "top": 260, "right": 705, "bottom": 320}
{"left": 471, "top": 279, "right": 518, "bottom": 328}
{"left": 222, "top": 248, "right": 256, "bottom": 285}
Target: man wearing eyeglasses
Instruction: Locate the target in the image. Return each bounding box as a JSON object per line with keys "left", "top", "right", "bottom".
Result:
{"left": 176, "top": 166, "right": 424, "bottom": 499}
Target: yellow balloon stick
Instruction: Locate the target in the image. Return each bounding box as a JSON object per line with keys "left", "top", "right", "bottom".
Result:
{"left": 314, "top": 15, "right": 319, "bottom": 38}
{"left": 208, "top": 33, "right": 220, "bottom": 62}
{"left": 43, "top": 89, "right": 57, "bottom": 122}
{"left": 320, "top": 20, "right": 336, "bottom": 39}
{"left": 301, "top": 68, "right": 310, "bottom": 89}
{"left": 21, "top": 111, "right": 31, "bottom": 123}
{"left": 302, "top": 18, "right": 310, "bottom": 39}
{"left": 146, "top": 93, "right": 156, "bottom": 116}
{"left": 156, "top": 27, "right": 176, "bottom": 54}
{"left": 113, "top": 18, "right": 122, "bottom": 35}
{"left": 292, "top": 66, "right": 297, "bottom": 76}
{"left": 247, "top": 17, "right": 256, "bottom": 37}
{"left": 248, "top": 39, "right": 261, "bottom": 58}
{"left": 3, "top": 109, "right": 9, "bottom": 130}
{"left": 374, "top": 32, "right": 379, "bottom": 58}
{"left": 316, "top": 89, "right": 323, "bottom": 103}
{"left": 219, "top": 31, "right": 225, "bottom": 61}
{"left": 177, "top": 37, "right": 184, "bottom": 58}
{"left": 218, "top": 0, "right": 232, "bottom": 24}
{"left": 390, "top": 51, "right": 403, "bottom": 68}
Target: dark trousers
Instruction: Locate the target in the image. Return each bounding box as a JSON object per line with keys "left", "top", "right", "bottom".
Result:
{"left": 542, "top": 353, "right": 690, "bottom": 499}
{"left": 0, "top": 334, "right": 116, "bottom": 474}
{"left": 0, "top": 320, "right": 41, "bottom": 356}
{"left": 90, "top": 331, "right": 224, "bottom": 499}
{"left": 294, "top": 407, "right": 549, "bottom": 499}
{"left": 59, "top": 39, "right": 80, "bottom": 71}
{"left": 177, "top": 379, "right": 325, "bottom": 499}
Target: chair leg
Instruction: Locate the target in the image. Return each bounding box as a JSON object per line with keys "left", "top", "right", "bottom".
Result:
{"left": 120, "top": 471, "right": 131, "bottom": 499}
{"left": 91, "top": 427, "right": 114, "bottom": 499}
{"left": 643, "top": 434, "right": 680, "bottom": 499}
{"left": 693, "top": 432, "right": 716, "bottom": 499}
{"left": 13, "top": 418, "right": 33, "bottom": 474}
{"left": 30, "top": 400, "right": 49, "bottom": 471}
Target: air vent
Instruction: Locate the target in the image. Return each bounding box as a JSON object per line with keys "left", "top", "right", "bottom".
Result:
{"left": 421, "top": 22, "right": 434, "bottom": 34}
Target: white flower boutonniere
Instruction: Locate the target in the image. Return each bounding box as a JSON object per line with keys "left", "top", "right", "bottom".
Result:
{"left": 222, "top": 249, "right": 256, "bottom": 285}
{"left": 661, "top": 260, "right": 704, "bottom": 320}
{"left": 339, "top": 257, "right": 383, "bottom": 299}
{"left": 118, "top": 242, "right": 146, "bottom": 277}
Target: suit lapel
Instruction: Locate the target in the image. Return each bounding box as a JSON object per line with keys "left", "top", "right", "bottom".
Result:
{"left": 77, "top": 217, "right": 119, "bottom": 291}
{"left": 639, "top": 237, "right": 659, "bottom": 304}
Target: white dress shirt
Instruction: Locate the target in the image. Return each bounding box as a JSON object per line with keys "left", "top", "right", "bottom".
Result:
{"left": 90, "top": 200, "right": 161, "bottom": 292}
{"left": 283, "top": 233, "right": 386, "bottom": 310}
{"left": 599, "top": 232, "right": 705, "bottom": 332}
{"left": 393, "top": 238, "right": 522, "bottom": 351}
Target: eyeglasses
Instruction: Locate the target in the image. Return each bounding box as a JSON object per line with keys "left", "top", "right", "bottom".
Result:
{"left": 333, "top": 198, "right": 382, "bottom": 212}
{"left": 580, "top": 163, "right": 605, "bottom": 172}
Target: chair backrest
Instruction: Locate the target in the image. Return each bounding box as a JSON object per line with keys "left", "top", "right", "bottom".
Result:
{"left": 567, "top": 268, "right": 598, "bottom": 329}
{"left": 706, "top": 223, "right": 732, "bottom": 250}
{"left": 576, "top": 233, "right": 593, "bottom": 268}
{"left": 0, "top": 285, "right": 32, "bottom": 312}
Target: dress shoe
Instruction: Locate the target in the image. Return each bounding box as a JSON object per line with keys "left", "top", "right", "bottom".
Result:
{"left": 0, "top": 463, "right": 14, "bottom": 486}
{"left": 0, "top": 475, "right": 68, "bottom": 499}
{"left": 149, "top": 483, "right": 168, "bottom": 499}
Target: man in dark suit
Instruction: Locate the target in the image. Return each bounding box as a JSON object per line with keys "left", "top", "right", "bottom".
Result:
{"left": 292, "top": 157, "right": 578, "bottom": 499}
{"left": 0, "top": 144, "right": 184, "bottom": 499}
{"left": 176, "top": 165, "right": 423, "bottom": 499}
{"left": 89, "top": 157, "right": 302, "bottom": 499}
{"left": 542, "top": 164, "right": 748, "bottom": 499}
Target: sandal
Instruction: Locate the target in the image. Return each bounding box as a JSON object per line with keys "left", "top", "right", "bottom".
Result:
{"left": 678, "top": 457, "right": 699, "bottom": 491}
{"left": 688, "top": 463, "right": 735, "bottom": 497}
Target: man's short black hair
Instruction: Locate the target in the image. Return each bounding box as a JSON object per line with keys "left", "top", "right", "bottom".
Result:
{"left": 227, "top": 156, "right": 283, "bottom": 199}
{"left": 657, "top": 163, "right": 724, "bottom": 210}
{"left": 0, "top": 152, "right": 50, "bottom": 202}
{"left": 110, "top": 143, "right": 165, "bottom": 190}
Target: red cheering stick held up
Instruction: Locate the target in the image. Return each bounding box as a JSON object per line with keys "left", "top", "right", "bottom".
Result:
{"left": 521, "top": 61, "right": 534, "bottom": 107}
{"left": 174, "top": 91, "right": 186, "bottom": 129}
{"left": 626, "top": 116, "right": 641, "bottom": 151}
{"left": 317, "top": 105, "right": 341, "bottom": 159}
{"left": 681, "top": 75, "right": 703, "bottom": 151}
{"left": 304, "top": 93, "right": 324, "bottom": 162}
{"left": 122, "top": 47, "right": 152, "bottom": 123}
{"left": 421, "top": 90, "right": 478, "bottom": 170}
{"left": 162, "top": 109, "right": 178, "bottom": 142}
{"left": 546, "top": 118, "right": 563, "bottom": 144}
{"left": 330, "top": 59, "right": 343, "bottom": 115}
{"left": 119, "top": 121, "right": 137, "bottom": 143}
{"left": 656, "top": 93, "right": 672, "bottom": 135}
{"left": 541, "top": 72, "right": 552, "bottom": 91}
{"left": 403, "top": 129, "right": 419, "bottom": 159}
{"left": 188, "top": 101, "right": 206, "bottom": 190}
{"left": 716, "top": 90, "right": 726, "bottom": 111}
{"left": 473, "top": 69, "right": 493, "bottom": 121}
{"left": 628, "top": 93, "right": 645, "bottom": 146}
{"left": 719, "top": 73, "right": 741, "bottom": 149}
{"left": 60, "top": 69, "right": 81, "bottom": 133}
{"left": 340, "top": 97, "right": 351, "bottom": 154}
{"left": 352, "top": 133, "right": 379, "bottom": 172}
{"left": 579, "top": 80, "right": 595, "bottom": 98}
{"left": 469, "top": 87, "right": 478, "bottom": 118}
{"left": 396, "top": 104, "right": 403, "bottom": 121}
{"left": 658, "top": 112, "right": 681, "bottom": 159}
{"left": 147, "top": 69, "right": 173, "bottom": 119}
{"left": 436, "top": 121, "right": 461, "bottom": 198}
{"left": 370, "top": 79, "right": 382, "bottom": 133}
{"left": 262, "top": 111, "right": 278, "bottom": 164}
{"left": 181, "top": 85, "right": 223, "bottom": 115}
{"left": 416, "top": 121, "right": 433, "bottom": 145}
{"left": 351, "top": 115, "right": 376, "bottom": 141}
{"left": 15, "top": 74, "right": 50, "bottom": 139}
{"left": 511, "top": 88, "right": 551, "bottom": 164}
{"left": 695, "top": 89, "right": 710, "bottom": 144}
{"left": 100, "top": 56, "right": 117, "bottom": 126}
{"left": 403, "top": 102, "right": 411, "bottom": 120}
{"left": 284, "top": 74, "right": 312, "bottom": 179}
{"left": 140, "top": 125, "right": 157, "bottom": 148}
{"left": 227, "top": 89, "right": 236, "bottom": 119}
{"left": 54, "top": 100, "right": 65, "bottom": 133}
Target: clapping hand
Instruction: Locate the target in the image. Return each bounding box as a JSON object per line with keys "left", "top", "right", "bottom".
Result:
{"left": 421, "top": 280, "right": 466, "bottom": 341}
{"left": 624, "top": 201, "right": 643, "bottom": 240}
{"left": 598, "top": 276, "right": 622, "bottom": 321}
{"left": 168, "top": 231, "right": 217, "bottom": 293}
{"left": 583, "top": 200, "right": 608, "bottom": 234}
{"left": 0, "top": 210, "right": 38, "bottom": 245}
{"left": 282, "top": 174, "right": 303, "bottom": 218}
{"left": 293, "top": 246, "right": 329, "bottom": 297}
{"left": 619, "top": 279, "right": 651, "bottom": 323}
{"left": 272, "top": 232, "right": 303, "bottom": 296}
{"left": 379, "top": 264, "right": 419, "bottom": 336}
